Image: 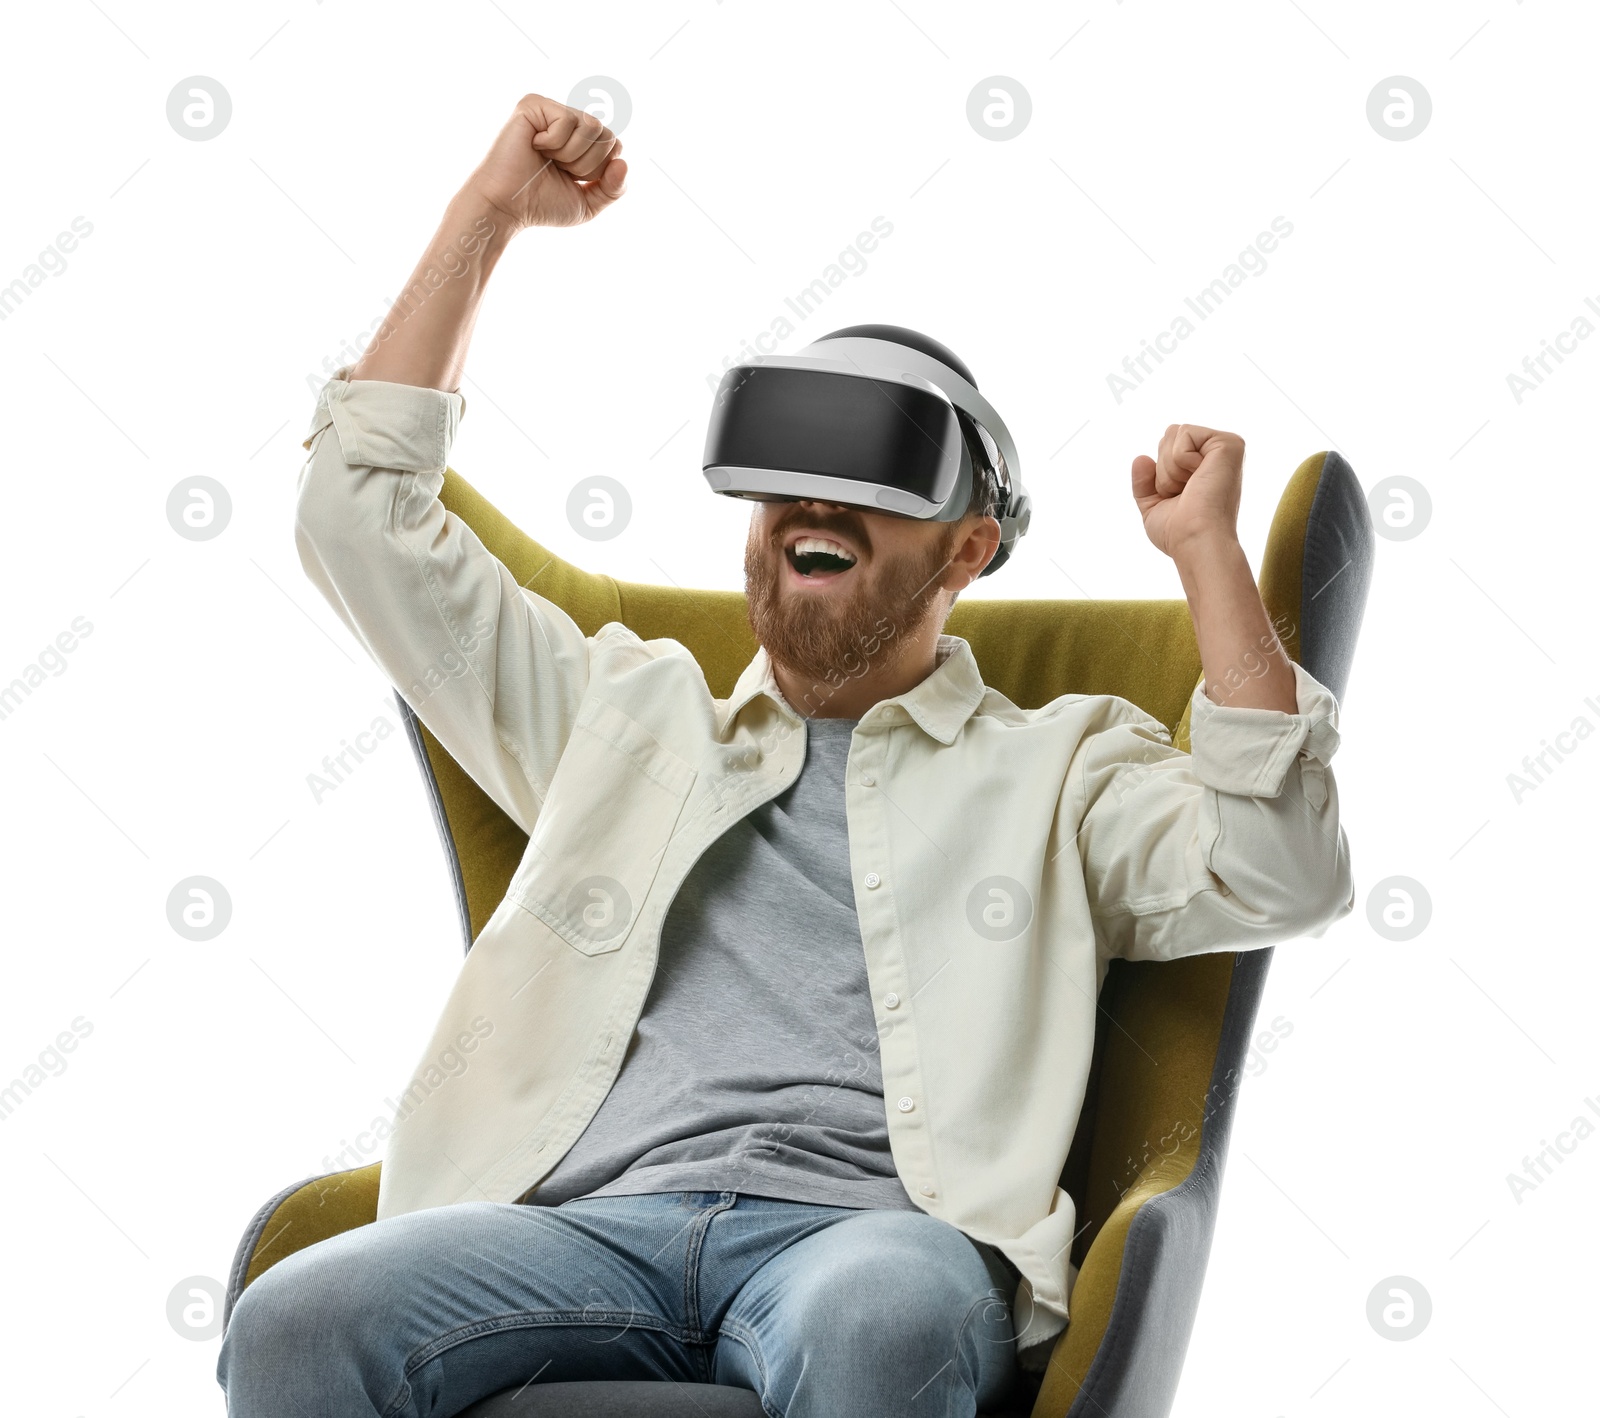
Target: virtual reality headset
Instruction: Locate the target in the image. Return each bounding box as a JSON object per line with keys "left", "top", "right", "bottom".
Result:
{"left": 702, "top": 324, "right": 1032, "bottom": 576}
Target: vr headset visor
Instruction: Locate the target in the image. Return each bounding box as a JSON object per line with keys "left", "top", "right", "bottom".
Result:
{"left": 702, "top": 330, "right": 1031, "bottom": 575}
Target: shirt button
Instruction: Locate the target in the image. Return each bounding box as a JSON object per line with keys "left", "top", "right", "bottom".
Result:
{"left": 919, "top": 1184, "right": 935, "bottom": 1197}
{"left": 865, "top": 872, "right": 882, "bottom": 889}
{"left": 861, "top": 773, "right": 876, "bottom": 786}
{"left": 897, "top": 1096, "right": 915, "bottom": 1112}
{"left": 884, "top": 993, "right": 900, "bottom": 1009}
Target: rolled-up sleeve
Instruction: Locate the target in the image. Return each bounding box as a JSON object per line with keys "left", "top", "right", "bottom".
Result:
{"left": 294, "top": 365, "right": 592, "bottom": 837}
{"left": 1070, "top": 658, "right": 1354, "bottom": 963}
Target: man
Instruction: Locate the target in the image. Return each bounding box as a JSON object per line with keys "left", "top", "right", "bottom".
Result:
{"left": 218, "top": 94, "right": 1353, "bottom": 1418}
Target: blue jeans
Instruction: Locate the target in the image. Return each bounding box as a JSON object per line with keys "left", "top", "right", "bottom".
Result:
{"left": 216, "top": 1189, "right": 1023, "bottom": 1417}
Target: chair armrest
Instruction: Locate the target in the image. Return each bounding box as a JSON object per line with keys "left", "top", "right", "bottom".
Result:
{"left": 1032, "top": 1155, "right": 1223, "bottom": 1417}
{"left": 223, "top": 1162, "right": 382, "bottom": 1329}
{"left": 1031, "top": 948, "right": 1273, "bottom": 1418}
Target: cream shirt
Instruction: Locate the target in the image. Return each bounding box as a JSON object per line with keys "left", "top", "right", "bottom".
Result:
{"left": 295, "top": 369, "right": 1353, "bottom": 1365}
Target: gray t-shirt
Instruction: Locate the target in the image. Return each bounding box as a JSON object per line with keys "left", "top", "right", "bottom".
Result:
{"left": 521, "top": 713, "right": 917, "bottom": 1212}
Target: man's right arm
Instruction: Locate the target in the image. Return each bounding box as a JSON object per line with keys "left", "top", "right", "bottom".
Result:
{"left": 294, "top": 96, "right": 628, "bottom": 835}
{"left": 295, "top": 363, "right": 590, "bottom": 836}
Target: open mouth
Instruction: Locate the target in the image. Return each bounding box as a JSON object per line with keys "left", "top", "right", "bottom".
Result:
{"left": 785, "top": 535, "right": 859, "bottom": 583}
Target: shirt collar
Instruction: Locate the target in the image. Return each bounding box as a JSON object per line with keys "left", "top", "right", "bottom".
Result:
{"left": 718, "top": 634, "right": 987, "bottom": 746}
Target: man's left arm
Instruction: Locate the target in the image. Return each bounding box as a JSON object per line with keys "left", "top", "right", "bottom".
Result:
{"left": 1069, "top": 425, "right": 1355, "bottom": 963}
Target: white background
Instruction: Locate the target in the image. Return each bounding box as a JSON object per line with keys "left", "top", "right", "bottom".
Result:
{"left": 2, "top": 2, "right": 1595, "bottom": 1414}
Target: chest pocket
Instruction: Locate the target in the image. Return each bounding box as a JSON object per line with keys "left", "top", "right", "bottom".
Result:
{"left": 507, "top": 695, "right": 698, "bottom": 956}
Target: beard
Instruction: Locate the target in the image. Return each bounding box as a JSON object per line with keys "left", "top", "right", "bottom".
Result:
{"left": 743, "top": 509, "right": 961, "bottom": 697}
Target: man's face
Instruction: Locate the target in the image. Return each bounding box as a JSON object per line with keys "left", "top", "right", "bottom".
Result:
{"left": 743, "top": 497, "right": 966, "bottom": 687}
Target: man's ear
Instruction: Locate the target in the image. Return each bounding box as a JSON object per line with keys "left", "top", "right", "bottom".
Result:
{"left": 954, "top": 515, "right": 1002, "bottom": 585}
